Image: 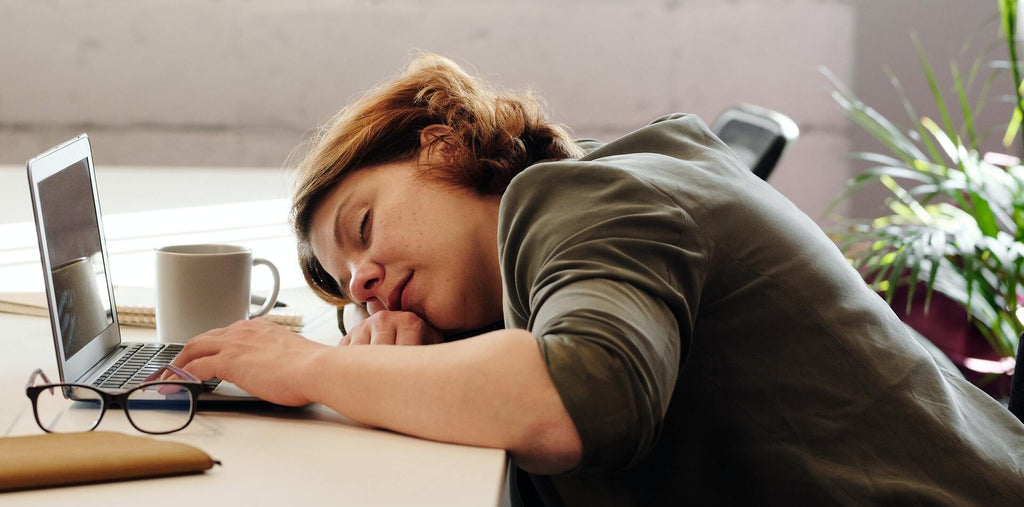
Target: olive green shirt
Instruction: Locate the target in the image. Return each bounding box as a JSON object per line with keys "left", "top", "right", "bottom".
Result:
{"left": 497, "top": 114, "right": 1024, "bottom": 505}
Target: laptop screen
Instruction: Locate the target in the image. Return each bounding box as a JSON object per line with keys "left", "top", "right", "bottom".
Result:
{"left": 35, "top": 156, "right": 115, "bottom": 358}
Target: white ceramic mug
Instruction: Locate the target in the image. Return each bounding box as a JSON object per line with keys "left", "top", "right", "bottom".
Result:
{"left": 155, "top": 244, "right": 281, "bottom": 344}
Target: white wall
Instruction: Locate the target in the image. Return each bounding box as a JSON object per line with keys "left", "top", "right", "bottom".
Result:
{"left": 2, "top": 0, "right": 857, "bottom": 221}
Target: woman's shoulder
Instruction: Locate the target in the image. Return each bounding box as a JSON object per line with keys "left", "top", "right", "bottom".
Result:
{"left": 506, "top": 113, "right": 748, "bottom": 197}
{"left": 500, "top": 155, "right": 669, "bottom": 221}
{"left": 579, "top": 113, "right": 732, "bottom": 165}
{"left": 496, "top": 155, "right": 697, "bottom": 265}
{"left": 497, "top": 112, "right": 767, "bottom": 249}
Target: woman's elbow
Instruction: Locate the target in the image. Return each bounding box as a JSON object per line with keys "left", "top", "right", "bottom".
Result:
{"left": 511, "top": 409, "right": 584, "bottom": 475}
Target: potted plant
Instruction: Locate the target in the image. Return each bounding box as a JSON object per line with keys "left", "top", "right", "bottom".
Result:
{"left": 824, "top": 1, "right": 1024, "bottom": 398}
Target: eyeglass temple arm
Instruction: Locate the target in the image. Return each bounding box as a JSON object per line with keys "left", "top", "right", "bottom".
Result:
{"left": 143, "top": 364, "right": 199, "bottom": 383}
{"left": 25, "top": 368, "right": 54, "bottom": 391}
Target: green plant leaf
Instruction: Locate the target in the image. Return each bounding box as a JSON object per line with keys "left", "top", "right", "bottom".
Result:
{"left": 952, "top": 61, "right": 978, "bottom": 148}
{"left": 864, "top": 165, "right": 939, "bottom": 184}
{"left": 886, "top": 66, "right": 946, "bottom": 164}
{"left": 888, "top": 245, "right": 910, "bottom": 304}
{"left": 913, "top": 34, "right": 959, "bottom": 152}
{"left": 880, "top": 174, "right": 932, "bottom": 223}
{"left": 847, "top": 151, "right": 906, "bottom": 167}
{"left": 1003, "top": 105, "right": 1022, "bottom": 147}
{"left": 920, "top": 117, "right": 962, "bottom": 167}
{"left": 822, "top": 66, "right": 928, "bottom": 163}
{"left": 965, "top": 51, "right": 1006, "bottom": 143}
{"left": 831, "top": 90, "right": 926, "bottom": 164}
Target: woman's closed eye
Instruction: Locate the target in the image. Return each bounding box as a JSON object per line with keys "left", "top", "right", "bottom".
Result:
{"left": 358, "top": 208, "right": 372, "bottom": 247}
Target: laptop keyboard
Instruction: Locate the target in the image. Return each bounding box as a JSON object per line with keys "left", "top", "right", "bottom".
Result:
{"left": 92, "top": 343, "right": 221, "bottom": 392}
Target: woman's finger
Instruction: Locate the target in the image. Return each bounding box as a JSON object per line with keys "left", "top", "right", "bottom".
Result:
{"left": 395, "top": 328, "right": 420, "bottom": 346}
{"left": 178, "top": 355, "right": 221, "bottom": 382}
{"left": 343, "top": 310, "right": 441, "bottom": 346}
{"left": 369, "top": 324, "right": 398, "bottom": 345}
{"left": 349, "top": 328, "right": 372, "bottom": 345}
{"left": 395, "top": 321, "right": 434, "bottom": 345}
{"left": 341, "top": 317, "right": 374, "bottom": 346}
{"left": 171, "top": 331, "right": 226, "bottom": 368}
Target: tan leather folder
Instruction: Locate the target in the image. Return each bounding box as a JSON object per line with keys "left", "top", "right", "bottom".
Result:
{"left": 0, "top": 431, "right": 219, "bottom": 492}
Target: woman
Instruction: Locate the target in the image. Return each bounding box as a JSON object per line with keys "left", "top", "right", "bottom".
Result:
{"left": 172, "top": 54, "right": 1024, "bottom": 505}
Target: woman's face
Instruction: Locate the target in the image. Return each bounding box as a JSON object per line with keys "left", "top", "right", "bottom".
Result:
{"left": 308, "top": 157, "right": 504, "bottom": 334}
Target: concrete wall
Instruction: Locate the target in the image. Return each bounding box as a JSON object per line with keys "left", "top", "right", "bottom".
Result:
{"left": 2, "top": 1, "right": 996, "bottom": 222}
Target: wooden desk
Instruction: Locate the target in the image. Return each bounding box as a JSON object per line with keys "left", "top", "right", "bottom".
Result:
{"left": 0, "top": 312, "right": 507, "bottom": 506}
{"left": 0, "top": 168, "right": 508, "bottom": 506}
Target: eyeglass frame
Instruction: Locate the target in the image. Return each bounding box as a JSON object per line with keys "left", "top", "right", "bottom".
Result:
{"left": 25, "top": 365, "right": 204, "bottom": 435}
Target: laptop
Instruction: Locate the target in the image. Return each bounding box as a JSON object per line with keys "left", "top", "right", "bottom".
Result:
{"left": 26, "top": 133, "right": 259, "bottom": 402}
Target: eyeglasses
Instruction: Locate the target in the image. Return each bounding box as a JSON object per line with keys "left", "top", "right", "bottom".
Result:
{"left": 25, "top": 365, "right": 203, "bottom": 435}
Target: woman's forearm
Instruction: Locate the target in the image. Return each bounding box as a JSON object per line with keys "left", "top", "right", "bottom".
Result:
{"left": 304, "top": 328, "right": 583, "bottom": 474}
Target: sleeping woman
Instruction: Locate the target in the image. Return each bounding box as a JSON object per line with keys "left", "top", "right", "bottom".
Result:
{"left": 172, "top": 54, "right": 1024, "bottom": 505}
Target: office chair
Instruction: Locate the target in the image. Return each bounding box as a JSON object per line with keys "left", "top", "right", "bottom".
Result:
{"left": 1008, "top": 333, "right": 1024, "bottom": 423}
{"left": 711, "top": 103, "right": 799, "bottom": 181}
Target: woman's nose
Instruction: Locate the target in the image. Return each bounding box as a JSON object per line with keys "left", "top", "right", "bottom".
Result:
{"left": 348, "top": 260, "right": 384, "bottom": 304}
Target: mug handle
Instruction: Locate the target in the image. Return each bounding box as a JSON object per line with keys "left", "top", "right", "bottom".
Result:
{"left": 249, "top": 258, "right": 281, "bottom": 318}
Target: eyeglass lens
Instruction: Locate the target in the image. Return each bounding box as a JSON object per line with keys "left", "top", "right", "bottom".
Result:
{"left": 34, "top": 383, "right": 194, "bottom": 434}
{"left": 124, "top": 383, "right": 195, "bottom": 433}
{"left": 33, "top": 386, "right": 103, "bottom": 433}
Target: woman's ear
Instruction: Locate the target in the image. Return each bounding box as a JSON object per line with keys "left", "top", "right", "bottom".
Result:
{"left": 419, "top": 124, "right": 455, "bottom": 165}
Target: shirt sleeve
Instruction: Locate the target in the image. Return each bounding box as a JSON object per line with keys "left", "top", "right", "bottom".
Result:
{"left": 498, "top": 159, "right": 710, "bottom": 472}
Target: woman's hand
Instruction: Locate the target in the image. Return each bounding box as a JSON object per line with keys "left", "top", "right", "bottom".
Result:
{"left": 170, "top": 318, "right": 327, "bottom": 406}
{"left": 340, "top": 310, "right": 444, "bottom": 346}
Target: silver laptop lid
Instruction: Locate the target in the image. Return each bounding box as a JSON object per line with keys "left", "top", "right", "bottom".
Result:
{"left": 26, "top": 134, "right": 122, "bottom": 383}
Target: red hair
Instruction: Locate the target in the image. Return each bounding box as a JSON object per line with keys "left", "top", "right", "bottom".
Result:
{"left": 290, "top": 54, "right": 582, "bottom": 305}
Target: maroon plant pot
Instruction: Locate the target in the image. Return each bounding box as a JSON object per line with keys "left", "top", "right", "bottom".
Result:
{"left": 888, "top": 284, "right": 1014, "bottom": 400}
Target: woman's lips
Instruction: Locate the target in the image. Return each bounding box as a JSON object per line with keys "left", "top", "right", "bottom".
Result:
{"left": 389, "top": 271, "right": 413, "bottom": 311}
